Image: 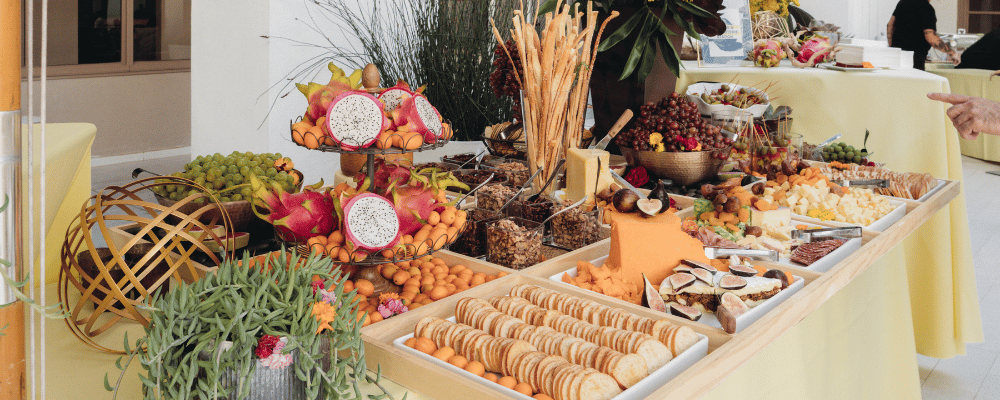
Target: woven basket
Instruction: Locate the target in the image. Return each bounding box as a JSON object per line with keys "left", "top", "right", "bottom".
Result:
{"left": 59, "top": 176, "right": 232, "bottom": 353}
{"left": 622, "top": 147, "right": 728, "bottom": 186}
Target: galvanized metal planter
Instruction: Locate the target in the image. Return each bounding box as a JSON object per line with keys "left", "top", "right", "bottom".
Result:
{"left": 199, "top": 340, "right": 330, "bottom": 400}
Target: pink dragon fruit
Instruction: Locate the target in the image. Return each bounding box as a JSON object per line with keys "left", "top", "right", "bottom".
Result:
{"left": 296, "top": 81, "right": 353, "bottom": 123}
{"left": 341, "top": 193, "right": 401, "bottom": 252}
{"left": 249, "top": 176, "right": 336, "bottom": 242}
{"left": 796, "top": 36, "right": 833, "bottom": 64}
{"left": 753, "top": 40, "right": 786, "bottom": 68}
{"left": 378, "top": 80, "right": 416, "bottom": 114}
{"left": 325, "top": 91, "right": 390, "bottom": 151}
{"left": 389, "top": 182, "right": 442, "bottom": 237}
{"left": 392, "top": 94, "right": 443, "bottom": 144}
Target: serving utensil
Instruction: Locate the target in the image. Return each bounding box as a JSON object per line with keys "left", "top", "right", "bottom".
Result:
{"left": 498, "top": 166, "right": 546, "bottom": 213}
{"left": 817, "top": 133, "right": 842, "bottom": 148}
{"left": 455, "top": 149, "right": 487, "bottom": 170}
{"left": 791, "top": 226, "right": 862, "bottom": 243}
{"left": 830, "top": 179, "right": 889, "bottom": 188}
{"left": 610, "top": 170, "right": 643, "bottom": 196}
{"left": 704, "top": 247, "right": 779, "bottom": 261}
{"left": 590, "top": 110, "right": 633, "bottom": 151}
{"left": 527, "top": 159, "right": 566, "bottom": 203}
{"left": 454, "top": 173, "right": 495, "bottom": 207}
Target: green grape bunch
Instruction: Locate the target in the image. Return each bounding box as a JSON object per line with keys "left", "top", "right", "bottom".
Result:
{"left": 151, "top": 151, "right": 296, "bottom": 204}
{"left": 821, "top": 142, "right": 869, "bottom": 165}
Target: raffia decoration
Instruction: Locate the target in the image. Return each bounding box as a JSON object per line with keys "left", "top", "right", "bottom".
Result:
{"left": 58, "top": 176, "right": 233, "bottom": 353}
{"left": 753, "top": 11, "right": 791, "bottom": 41}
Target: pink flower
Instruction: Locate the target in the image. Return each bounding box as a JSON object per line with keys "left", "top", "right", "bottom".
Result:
{"left": 255, "top": 335, "right": 280, "bottom": 359}
{"left": 259, "top": 337, "right": 294, "bottom": 370}
{"left": 377, "top": 298, "right": 408, "bottom": 319}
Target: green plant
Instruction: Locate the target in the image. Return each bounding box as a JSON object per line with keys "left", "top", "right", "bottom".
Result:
{"left": 274, "top": 0, "right": 522, "bottom": 141}
{"left": 106, "top": 250, "right": 400, "bottom": 399}
{"left": 538, "top": 0, "right": 726, "bottom": 80}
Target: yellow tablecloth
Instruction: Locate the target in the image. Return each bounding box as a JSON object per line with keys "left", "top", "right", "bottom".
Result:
{"left": 678, "top": 61, "right": 981, "bottom": 358}
{"left": 22, "top": 123, "right": 96, "bottom": 284}
{"left": 925, "top": 65, "right": 1000, "bottom": 162}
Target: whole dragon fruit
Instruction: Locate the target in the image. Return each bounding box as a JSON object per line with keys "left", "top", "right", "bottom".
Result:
{"left": 296, "top": 81, "right": 352, "bottom": 123}
{"left": 389, "top": 182, "right": 443, "bottom": 237}
{"left": 796, "top": 36, "right": 833, "bottom": 64}
{"left": 249, "top": 176, "right": 335, "bottom": 242}
{"left": 753, "top": 40, "right": 786, "bottom": 68}
{"left": 325, "top": 92, "right": 390, "bottom": 150}
{"left": 341, "top": 193, "right": 401, "bottom": 252}
{"left": 392, "top": 94, "right": 443, "bottom": 144}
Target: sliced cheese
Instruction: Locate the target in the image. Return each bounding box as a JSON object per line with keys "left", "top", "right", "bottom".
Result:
{"left": 565, "top": 148, "right": 613, "bottom": 204}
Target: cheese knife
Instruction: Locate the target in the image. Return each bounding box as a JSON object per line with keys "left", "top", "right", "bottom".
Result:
{"left": 590, "top": 110, "right": 633, "bottom": 151}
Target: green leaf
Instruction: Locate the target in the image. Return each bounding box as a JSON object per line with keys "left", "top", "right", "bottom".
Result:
{"left": 656, "top": 32, "right": 682, "bottom": 79}
{"left": 104, "top": 374, "right": 114, "bottom": 391}
{"left": 598, "top": 9, "right": 646, "bottom": 52}
{"left": 637, "top": 33, "right": 657, "bottom": 81}
{"left": 620, "top": 14, "right": 655, "bottom": 80}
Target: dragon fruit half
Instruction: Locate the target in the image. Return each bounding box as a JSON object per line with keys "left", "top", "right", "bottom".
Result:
{"left": 342, "top": 193, "right": 401, "bottom": 252}
{"left": 378, "top": 80, "right": 417, "bottom": 114}
{"left": 325, "top": 91, "right": 391, "bottom": 151}
{"left": 796, "top": 36, "right": 833, "bottom": 64}
{"left": 392, "top": 94, "right": 443, "bottom": 144}
{"left": 753, "top": 40, "right": 786, "bottom": 68}
{"left": 249, "top": 176, "right": 336, "bottom": 242}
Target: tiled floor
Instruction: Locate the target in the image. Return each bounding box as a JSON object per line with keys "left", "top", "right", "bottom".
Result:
{"left": 920, "top": 156, "right": 1000, "bottom": 400}
{"left": 89, "top": 154, "right": 1000, "bottom": 398}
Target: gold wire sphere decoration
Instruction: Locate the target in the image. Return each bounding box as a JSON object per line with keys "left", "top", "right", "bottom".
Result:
{"left": 753, "top": 11, "right": 791, "bottom": 41}
{"left": 58, "top": 176, "right": 234, "bottom": 353}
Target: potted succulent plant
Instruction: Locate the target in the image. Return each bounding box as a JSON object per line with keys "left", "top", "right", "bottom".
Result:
{"left": 106, "top": 250, "right": 400, "bottom": 400}
{"left": 536, "top": 0, "right": 726, "bottom": 155}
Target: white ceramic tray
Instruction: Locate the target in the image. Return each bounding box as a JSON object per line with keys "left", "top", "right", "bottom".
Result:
{"left": 393, "top": 317, "right": 709, "bottom": 400}
{"left": 792, "top": 199, "right": 906, "bottom": 232}
{"left": 550, "top": 256, "right": 805, "bottom": 333}
{"left": 782, "top": 237, "right": 862, "bottom": 273}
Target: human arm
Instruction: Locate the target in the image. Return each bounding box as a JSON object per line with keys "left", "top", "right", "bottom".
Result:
{"left": 927, "top": 93, "right": 1000, "bottom": 139}
{"left": 924, "top": 29, "right": 960, "bottom": 64}
{"left": 887, "top": 16, "right": 895, "bottom": 46}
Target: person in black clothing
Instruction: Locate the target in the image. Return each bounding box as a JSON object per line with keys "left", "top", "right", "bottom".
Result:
{"left": 887, "top": 0, "right": 959, "bottom": 70}
{"left": 956, "top": 28, "right": 1000, "bottom": 71}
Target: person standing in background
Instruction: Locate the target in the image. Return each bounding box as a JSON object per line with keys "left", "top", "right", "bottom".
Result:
{"left": 887, "top": 0, "right": 960, "bottom": 70}
{"left": 956, "top": 28, "right": 1000, "bottom": 71}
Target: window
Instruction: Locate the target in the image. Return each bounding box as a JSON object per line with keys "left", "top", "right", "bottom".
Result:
{"left": 959, "top": 0, "right": 1000, "bottom": 33}
{"left": 22, "top": 0, "right": 191, "bottom": 77}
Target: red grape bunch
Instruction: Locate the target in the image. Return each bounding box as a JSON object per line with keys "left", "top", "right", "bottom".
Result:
{"left": 490, "top": 40, "right": 524, "bottom": 122}
{"left": 616, "top": 93, "right": 734, "bottom": 160}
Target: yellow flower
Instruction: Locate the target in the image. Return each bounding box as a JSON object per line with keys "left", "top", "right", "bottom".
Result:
{"left": 649, "top": 132, "right": 664, "bottom": 146}
{"left": 656, "top": 143, "right": 666, "bottom": 152}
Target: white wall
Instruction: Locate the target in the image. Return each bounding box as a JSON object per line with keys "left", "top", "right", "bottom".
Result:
{"left": 21, "top": 72, "right": 191, "bottom": 158}
{"left": 190, "top": 0, "right": 270, "bottom": 157}
{"left": 800, "top": 0, "right": 957, "bottom": 39}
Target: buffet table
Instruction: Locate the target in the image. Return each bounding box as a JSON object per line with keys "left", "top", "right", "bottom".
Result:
{"left": 925, "top": 64, "right": 1000, "bottom": 162}
{"left": 677, "top": 61, "right": 982, "bottom": 359}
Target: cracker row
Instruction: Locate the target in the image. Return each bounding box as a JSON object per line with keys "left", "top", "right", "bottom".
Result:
{"left": 509, "top": 284, "right": 699, "bottom": 357}
{"left": 458, "top": 298, "right": 648, "bottom": 388}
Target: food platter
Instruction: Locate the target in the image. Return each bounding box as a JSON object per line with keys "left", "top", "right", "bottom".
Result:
{"left": 392, "top": 316, "right": 709, "bottom": 400}
{"left": 793, "top": 199, "right": 907, "bottom": 232}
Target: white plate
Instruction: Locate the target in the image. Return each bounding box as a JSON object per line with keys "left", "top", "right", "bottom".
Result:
{"left": 550, "top": 256, "right": 805, "bottom": 333}
{"left": 792, "top": 199, "right": 906, "bottom": 232}
{"left": 819, "top": 63, "right": 878, "bottom": 72}
{"left": 393, "top": 316, "right": 709, "bottom": 400}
